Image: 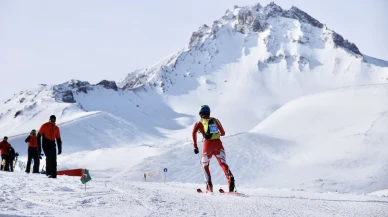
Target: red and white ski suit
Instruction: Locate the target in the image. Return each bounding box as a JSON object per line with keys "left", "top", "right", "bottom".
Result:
{"left": 192, "top": 117, "right": 230, "bottom": 182}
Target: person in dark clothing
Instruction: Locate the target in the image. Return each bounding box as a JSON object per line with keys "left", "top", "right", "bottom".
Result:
{"left": 25, "top": 129, "right": 40, "bottom": 173}
{"left": 38, "top": 115, "right": 62, "bottom": 178}
{"left": 7, "top": 146, "right": 16, "bottom": 172}
{"left": 0, "top": 136, "right": 11, "bottom": 171}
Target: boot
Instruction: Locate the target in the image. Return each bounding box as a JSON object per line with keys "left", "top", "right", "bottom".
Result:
{"left": 228, "top": 174, "right": 235, "bottom": 192}
{"left": 206, "top": 180, "right": 213, "bottom": 193}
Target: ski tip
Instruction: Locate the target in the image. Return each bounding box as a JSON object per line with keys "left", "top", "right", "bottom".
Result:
{"left": 197, "top": 188, "right": 203, "bottom": 193}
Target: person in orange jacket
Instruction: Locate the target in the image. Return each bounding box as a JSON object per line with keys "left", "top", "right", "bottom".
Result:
{"left": 25, "top": 129, "right": 40, "bottom": 173}
{"left": 37, "top": 115, "right": 62, "bottom": 178}
{"left": 192, "top": 105, "right": 235, "bottom": 192}
{"left": 0, "top": 136, "right": 11, "bottom": 171}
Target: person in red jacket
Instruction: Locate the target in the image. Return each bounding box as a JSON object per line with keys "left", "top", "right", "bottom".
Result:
{"left": 38, "top": 115, "right": 62, "bottom": 178}
{"left": 192, "top": 105, "right": 235, "bottom": 192}
{"left": 25, "top": 129, "right": 40, "bottom": 173}
{"left": 0, "top": 136, "right": 11, "bottom": 171}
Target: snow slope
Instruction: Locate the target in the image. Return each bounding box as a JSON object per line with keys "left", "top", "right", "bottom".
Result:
{"left": 251, "top": 84, "right": 388, "bottom": 193}
{"left": 2, "top": 80, "right": 187, "bottom": 155}
{"left": 1, "top": 172, "right": 387, "bottom": 217}
{"left": 13, "top": 84, "right": 382, "bottom": 196}
{"left": 9, "top": 112, "right": 163, "bottom": 155}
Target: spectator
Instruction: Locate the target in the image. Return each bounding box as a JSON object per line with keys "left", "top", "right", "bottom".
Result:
{"left": 25, "top": 129, "right": 40, "bottom": 173}
{"left": 37, "top": 115, "right": 62, "bottom": 178}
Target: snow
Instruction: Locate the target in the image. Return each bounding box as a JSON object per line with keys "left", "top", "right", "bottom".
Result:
{"left": 2, "top": 84, "right": 388, "bottom": 216}
{"left": 251, "top": 84, "right": 388, "bottom": 193}
{"left": 1, "top": 2, "right": 388, "bottom": 216}
{"left": 1, "top": 172, "right": 387, "bottom": 217}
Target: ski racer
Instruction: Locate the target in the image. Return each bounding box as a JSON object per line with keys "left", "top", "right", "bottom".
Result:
{"left": 192, "top": 105, "right": 235, "bottom": 192}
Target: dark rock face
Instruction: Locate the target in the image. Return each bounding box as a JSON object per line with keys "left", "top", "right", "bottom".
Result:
{"left": 285, "top": 6, "right": 324, "bottom": 28}
{"left": 189, "top": 25, "right": 210, "bottom": 48}
{"left": 252, "top": 19, "right": 265, "bottom": 32}
{"left": 332, "top": 32, "right": 361, "bottom": 55}
{"left": 122, "top": 75, "right": 145, "bottom": 90}
{"left": 14, "top": 110, "right": 22, "bottom": 118}
{"left": 97, "top": 80, "right": 118, "bottom": 91}
{"left": 62, "top": 90, "right": 76, "bottom": 103}
{"left": 264, "top": 2, "right": 284, "bottom": 18}
{"left": 67, "top": 80, "right": 92, "bottom": 94}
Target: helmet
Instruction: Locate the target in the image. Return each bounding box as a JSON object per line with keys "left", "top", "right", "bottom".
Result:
{"left": 199, "top": 105, "right": 211, "bottom": 117}
{"left": 31, "top": 129, "right": 36, "bottom": 134}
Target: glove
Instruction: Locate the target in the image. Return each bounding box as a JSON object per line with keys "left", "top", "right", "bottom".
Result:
{"left": 57, "top": 138, "right": 62, "bottom": 155}
{"left": 194, "top": 147, "right": 199, "bottom": 154}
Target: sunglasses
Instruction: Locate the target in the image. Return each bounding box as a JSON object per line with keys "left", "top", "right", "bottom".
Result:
{"left": 50, "top": 119, "right": 56, "bottom": 123}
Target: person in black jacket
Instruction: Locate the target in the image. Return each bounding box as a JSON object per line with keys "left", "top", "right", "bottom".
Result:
{"left": 7, "top": 146, "right": 16, "bottom": 172}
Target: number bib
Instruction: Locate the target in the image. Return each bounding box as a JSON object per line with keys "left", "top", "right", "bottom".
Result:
{"left": 209, "top": 124, "right": 219, "bottom": 133}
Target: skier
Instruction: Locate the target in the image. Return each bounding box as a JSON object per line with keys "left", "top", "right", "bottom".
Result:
{"left": 192, "top": 105, "right": 235, "bottom": 192}
{"left": 25, "top": 129, "right": 40, "bottom": 173}
{"left": 0, "top": 136, "right": 11, "bottom": 171}
{"left": 37, "top": 115, "right": 62, "bottom": 178}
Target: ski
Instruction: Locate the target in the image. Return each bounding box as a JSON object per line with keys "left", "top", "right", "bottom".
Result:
{"left": 197, "top": 188, "right": 215, "bottom": 193}
{"left": 219, "top": 188, "right": 241, "bottom": 195}
{"left": 197, "top": 188, "right": 242, "bottom": 195}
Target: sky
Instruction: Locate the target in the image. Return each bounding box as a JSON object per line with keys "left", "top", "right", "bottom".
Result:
{"left": 0, "top": 0, "right": 387, "bottom": 102}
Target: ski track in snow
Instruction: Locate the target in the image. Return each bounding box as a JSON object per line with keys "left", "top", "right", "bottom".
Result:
{"left": 0, "top": 172, "right": 387, "bottom": 217}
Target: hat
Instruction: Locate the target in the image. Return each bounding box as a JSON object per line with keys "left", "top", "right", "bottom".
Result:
{"left": 31, "top": 129, "right": 36, "bottom": 134}
{"left": 4, "top": 136, "right": 8, "bottom": 140}
{"left": 50, "top": 115, "right": 56, "bottom": 121}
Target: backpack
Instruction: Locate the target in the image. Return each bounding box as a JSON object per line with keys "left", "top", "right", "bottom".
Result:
{"left": 200, "top": 118, "right": 221, "bottom": 140}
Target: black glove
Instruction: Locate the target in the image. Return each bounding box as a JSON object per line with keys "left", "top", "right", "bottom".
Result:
{"left": 57, "top": 138, "right": 62, "bottom": 155}
{"left": 194, "top": 147, "right": 199, "bottom": 154}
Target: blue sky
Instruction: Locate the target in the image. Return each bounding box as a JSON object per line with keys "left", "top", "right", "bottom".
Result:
{"left": 0, "top": 0, "right": 387, "bottom": 101}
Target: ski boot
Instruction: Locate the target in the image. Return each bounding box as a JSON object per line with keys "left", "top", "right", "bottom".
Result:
{"left": 206, "top": 180, "right": 213, "bottom": 193}
{"left": 228, "top": 173, "right": 235, "bottom": 192}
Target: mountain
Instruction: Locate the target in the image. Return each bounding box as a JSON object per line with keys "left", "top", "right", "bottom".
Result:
{"left": 0, "top": 80, "right": 183, "bottom": 154}
{"left": 118, "top": 2, "right": 388, "bottom": 134}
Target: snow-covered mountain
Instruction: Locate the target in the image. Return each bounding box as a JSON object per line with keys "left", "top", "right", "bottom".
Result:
{"left": 118, "top": 2, "right": 388, "bottom": 134}
{"left": 1, "top": 1, "right": 388, "bottom": 196}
